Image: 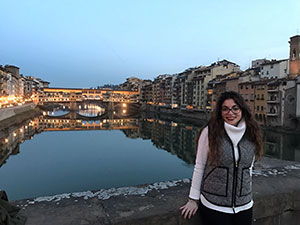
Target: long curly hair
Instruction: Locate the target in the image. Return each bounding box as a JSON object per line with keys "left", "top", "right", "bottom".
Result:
{"left": 198, "top": 91, "right": 263, "bottom": 163}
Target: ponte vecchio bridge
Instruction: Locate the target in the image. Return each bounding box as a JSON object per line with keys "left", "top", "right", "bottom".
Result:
{"left": 37, "top": 87, "right": 140, "bottom": 111}
{"left": 38, "top": 88, "right": 139, "bottom": 103}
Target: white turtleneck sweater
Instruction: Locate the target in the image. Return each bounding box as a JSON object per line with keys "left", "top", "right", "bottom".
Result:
{"left": 189, "top": 119, "right": 254, "bottom": 213}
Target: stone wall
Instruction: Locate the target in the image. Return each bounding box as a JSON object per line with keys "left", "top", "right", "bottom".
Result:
{"left": 0, "top": 103, "right": 36, "bottom": 122}
{"left": 13, "top": 157, "right": 300, "bottom": 225}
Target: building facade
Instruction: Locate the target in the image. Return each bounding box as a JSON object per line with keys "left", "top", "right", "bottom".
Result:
{"left": 289, "top": 35, "right": 300, "bottom": 77}
{"left": 261, "top": 59, "right": 289, "bottom": 79}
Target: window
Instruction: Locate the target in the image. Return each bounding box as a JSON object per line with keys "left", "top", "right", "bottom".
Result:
{"left": 261, "top": 94, "right": 264, "bottom": 100}
{"left": 292, "top": 49, "right": 296, "bottom": 60}
{"left": 261, "top": 106, "right": 264, "bottom": 111}
{"left": 266, "top": 71, "right": 269, "bottom": 75}
{"left": 245, "top": 85, "right": 248, "bottom": 89}
{"left": 270, "top": 65, "right": 273, "bottom": 69}
{"left": 240, "top": 85, "right": 243, "bottom": 89}
{"left": 245, "top": 94, "right": 248, "bottom": 101}
{"left": 257, "top": 106, "right": 259, "bottom": 111}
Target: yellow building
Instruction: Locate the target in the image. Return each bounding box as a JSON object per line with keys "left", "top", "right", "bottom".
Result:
{"left": 253, "top": 80, "right": 268, "bottom": 125}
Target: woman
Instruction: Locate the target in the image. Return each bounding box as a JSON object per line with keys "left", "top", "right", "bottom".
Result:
{"left": 180, "top": 91, "right": 263, "bottom": 225}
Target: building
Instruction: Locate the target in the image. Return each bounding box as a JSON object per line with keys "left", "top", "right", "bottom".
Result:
{"left": 139, "top": 80, "right": 153, "bottom": 103}
{"left": 0, "top": 66, "right": 9, "bottom": 96}
{"left": 289, "top": 35, "right": 300, "bottom": 77}
{"left": 190, "top": 60, "right": 241, "bottom": 111}
{"left": 283, "top": 77, "right": 300, "bottom": 129}
{"left": 253, "top": 80, "right": 269, "bottom": 125}
{"left": 152, "top": 75, "right": 170, "bottom": 105}
{"left": 119, "top": 77, "right": 143, "bottom": 92}
{"left": 181, "top": 67, "right": 200, "bottom": 109}
{"left": 252, "top": 58, "right": 270, "bottom": 69}
{"left": 172, "top": 73, "right": 184, "bottom": 108}
{"left": 239, "top": 81, "right": 255, "bottom": 114}
{"left": 261, "top": 59, "right": 289, "bottom": 79}
{"left": 225, "top": 75, "right": 240, "bottom": 93}
{"left": 164, "top": 75, "right": 175, "bottom": 107}
{"left": 265, "top": 79, "right": 291, "bottom": 127}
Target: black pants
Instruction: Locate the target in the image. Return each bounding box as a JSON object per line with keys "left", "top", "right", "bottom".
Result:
{"left": 199, "top": 202, "right": 253, "bottom": 225}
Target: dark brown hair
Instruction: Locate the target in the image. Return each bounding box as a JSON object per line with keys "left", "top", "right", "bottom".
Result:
{"left": 197, "top": 91, "right": 263, "bottom": 162}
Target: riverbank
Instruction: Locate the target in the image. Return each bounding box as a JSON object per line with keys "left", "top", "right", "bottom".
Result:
{"left": 0, "top": 103, "right": 42, "bottom": 134}
{"left": 140, "top": 103, "right": 300, "bottom": 133}
{"left": 11, "top": 157, "right": 300, "bottom": 225}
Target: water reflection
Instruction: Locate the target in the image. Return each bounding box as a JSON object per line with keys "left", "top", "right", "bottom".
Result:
{"left": 78, "top": 103, "right": 105, "bottom": 117}
{"left": 46, "top": 105, "right": 69, "bottom": 116}
{"left": 122, "top": 119, "right": 201, "bottom": 164}
{"left": 0, "top": 119, "right": 41, "bottom": 167}
{"left": 264, "top": 130, "right": 300, "bottom": 162}
{"left": 2, "top": 109, "right": 300, "bottom": 200}
{"left": 2, "top": 111, "right": 300, "bottom": 170}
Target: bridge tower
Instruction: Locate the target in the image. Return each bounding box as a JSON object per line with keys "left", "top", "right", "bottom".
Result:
{"left": 289, "top": 35, "right": 300, "bottom": 78}
{"left": 69, "top": 92, "right": 78, "bottom": 111}
{"left": 107, "top": 102, "right": 115, "bottom": 111}
{"left": 69, "top": 101, "right": 77, "bottom": 111}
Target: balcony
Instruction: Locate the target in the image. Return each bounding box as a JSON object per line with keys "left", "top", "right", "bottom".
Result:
{"left": 267, "top": 99, "right": 280, "bottom": 104}
{"left": 267, "top": 88, "right": 279, "bottom": 93}
{"left": 267, "top": 108, "right": 279, "bottom": 116}
{"left": 267, "top": 112, "right": 278, "bottom": 116}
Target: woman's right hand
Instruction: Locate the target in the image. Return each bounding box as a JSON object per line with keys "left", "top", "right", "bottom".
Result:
{"left": 179, "top": 199, "right": 199, "bottom": 219}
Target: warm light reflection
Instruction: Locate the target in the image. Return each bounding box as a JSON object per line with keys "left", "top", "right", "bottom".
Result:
{"left": 0, "top": 95, "right": 35, "bottom": 109}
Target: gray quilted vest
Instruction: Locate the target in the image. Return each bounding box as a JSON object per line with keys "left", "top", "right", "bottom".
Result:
{"left": 201, "top": 132, "right": 255, "bottom": 207}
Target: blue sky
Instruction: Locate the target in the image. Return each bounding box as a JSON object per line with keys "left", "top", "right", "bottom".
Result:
{"left": 0, "top": 0, "right": 299, "bottom": 88}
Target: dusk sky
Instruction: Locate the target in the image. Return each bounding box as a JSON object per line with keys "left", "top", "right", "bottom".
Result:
{"left": 0, "top": 0, "right": 299, "bottom": 88}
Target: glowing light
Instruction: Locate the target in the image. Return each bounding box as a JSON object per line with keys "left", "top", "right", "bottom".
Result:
{"left": 122, "top": 109, "right": 126, "bottom": 113}
{"left": 5, "top": 138, "right": 8, "bottom": 143}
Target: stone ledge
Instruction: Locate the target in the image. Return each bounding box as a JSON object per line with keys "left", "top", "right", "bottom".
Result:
{"left": 12, "top": 157, "right": 300, "bottom": 225}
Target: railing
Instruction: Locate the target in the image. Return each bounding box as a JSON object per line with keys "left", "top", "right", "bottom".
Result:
{"left": 267, "top": 88, "right": 279, "bottom": 92}
{"left": 267, "top": 111, "right": 278, "bottom": 116}
{"left": 267, "top": 99, "right": 280, "bottom": 104}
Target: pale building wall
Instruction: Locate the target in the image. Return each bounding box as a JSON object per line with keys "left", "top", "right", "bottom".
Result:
{"left": 261, "top": 60, "right": 289, "bottom": 79}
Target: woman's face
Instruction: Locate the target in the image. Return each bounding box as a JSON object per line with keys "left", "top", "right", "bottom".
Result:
{"left": 221, "top": 99, "right": 242, "bottom": 126}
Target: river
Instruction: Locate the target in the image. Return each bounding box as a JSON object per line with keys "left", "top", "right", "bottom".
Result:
{"left": 0, "top": 104, "right": 300, "bottom": 200}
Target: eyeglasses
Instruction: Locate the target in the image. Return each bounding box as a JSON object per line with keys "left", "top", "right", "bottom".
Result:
{"left": 221, "top": 106, "right": 241, "bottom": 114}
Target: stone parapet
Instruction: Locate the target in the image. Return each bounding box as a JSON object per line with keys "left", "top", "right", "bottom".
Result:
{"left": 11, "top": 157, "right": 300, "bottom": 225}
